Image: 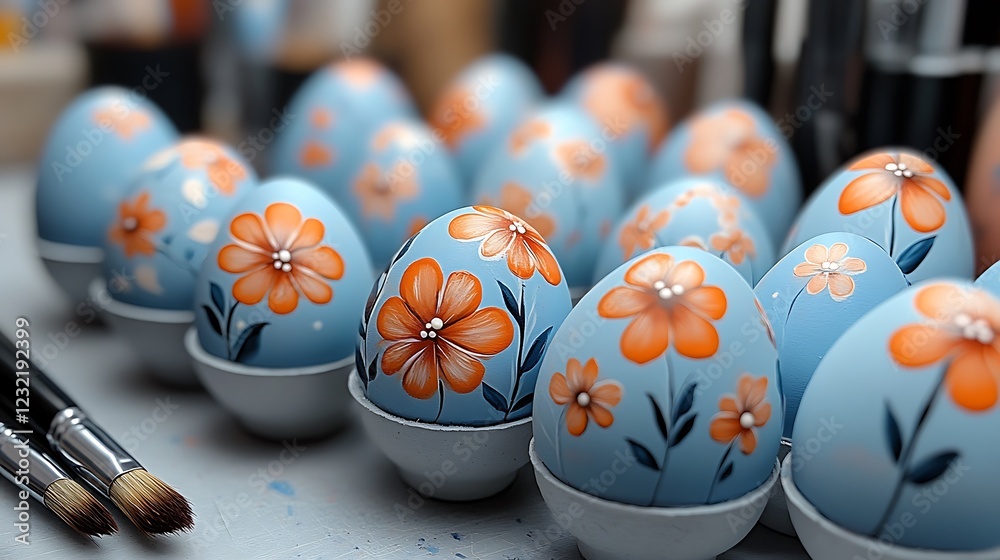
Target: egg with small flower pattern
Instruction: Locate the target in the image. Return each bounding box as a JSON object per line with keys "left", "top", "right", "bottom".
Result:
{"left": 754, "top": 232, "right": 908, "bottom": 437}
{"left": 429, "top": 54, "right": 543, "bottom": 183}
{"left": 36, "top": 87, "right": 178, "bottom": 248}
{"left": 792, "top": 279, "right": 1000, "bottom": 551}
{"left": 533, "top": 246, "right": 781, "bottom": 506}
{"left": 783, "top": 148, "right": 973, "bottom": 284}
{"left": 470, "top": 103, "right": 625, "bottom": 292}
{"left": 358, "top": 206, "right": 572, "bottom": 426}
{"left": 193, "top": 177, "right": 373, "bottom": 368}
{"left": 646, "top": 100, "right": 800, "bottom": 243}
{"left": 593, "top": 179, "right": 775, "bottom": 286}
{"left": 103, "top": 138, "right": 257, "bottom": 310}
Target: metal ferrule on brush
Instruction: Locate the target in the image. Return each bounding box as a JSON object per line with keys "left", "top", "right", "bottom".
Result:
{"left": 47, "top": 407, "right": 141, "bottom": 495}
{"left": 0, "top": 422, "right": 66, "bottom": 502}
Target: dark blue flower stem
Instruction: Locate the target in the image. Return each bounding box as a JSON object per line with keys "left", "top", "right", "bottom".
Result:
{"left": 224, "top": 302, "right": 238, "bottom": 360}
{"left": 434, "top": 380, "right": 446, "bottom": 423}
{"left": 888, "top": 195, "right": 898, "bottom": 257}
{"left": 504, "top": 282, "right": 526, "bottom": 422}
{"left": 648, "top": 350, "right": 676, "bottom": 506}
{"left": 706, "top": 440, "right": 735, "bottom": 503}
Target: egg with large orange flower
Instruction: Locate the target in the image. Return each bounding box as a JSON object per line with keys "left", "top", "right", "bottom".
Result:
{"left": 646, "top": 100, "right": 801, "bottom": 244}
{"left": 783, "top": 148, "right": 973, "bottom": 284}
{"left": 358, "top": 206, "right": 572, "bottom": 426}
{"left": 790, "top": 279, "right": 1000, "bottom": 553}
{"left": 533, "top": 246, "right": 781, "bottom": 506}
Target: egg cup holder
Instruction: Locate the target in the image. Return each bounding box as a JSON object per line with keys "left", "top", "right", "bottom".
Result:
{"left": 89, "top": 278, "right": 197, "bottom": 386}
{"left": 348, "top": 370, "right": 533, "bottom": 501}
{"left": 185, "top": 327, "right": 353, "bottom": 441}
{"left": 758, "top": 438, "right": 794, "bottom": 536}
{"left": 38, "top": 239, "right": 104, "bottom": 304}
{"left": 530, "top": 439, "right": 779, "bottom": 560}
{"left": 781, "top": 454, "right": 999, "bottom": 560}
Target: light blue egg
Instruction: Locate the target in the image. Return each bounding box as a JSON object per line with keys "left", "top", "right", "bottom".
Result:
{"left": 783, "top": 148, "right": 974, "bottom": 284}
{"left": 337, "top": 118, "right": 464, "bottom": 269}
{"left": 194, "top": 178, "right": 373, "bottom": 368}
{"left": 561, "top": 63, "right": 670, "bottom": 199}
{"left": 429, "top": 54, "right": 543, "bottom": 183}
{"left": 593, "top": 179, "right": 774, "bottom": 286}
{"left": 533, "top": 246, "right": 781, "bottom": 506}
{"left": 646, "top": 99, "right": 800, "bottom": 243}
{"left": 792, "top": 279, "right": 1000, "bottom": 551}
{"left": 35, "top": 87, "right": 178, "bottom": 247}
{"left": 975, "top": 260, "right": 1000, "bottom": 297}
{"left": 470, "top": 103, "right": 624, "bottom": 290}
{"left": 755, "top": 232, "right": 908, "bottom": 438}
{"left": 269, "top": 58, "right": 417, "bottom": 206}
{"left": 103, "top": 139, "right": 258, "bottom": 310}
{"left": 360, "top": 206, "right": 572, "bottom": 426}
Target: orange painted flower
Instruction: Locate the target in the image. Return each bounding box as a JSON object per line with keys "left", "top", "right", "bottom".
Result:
{"left": 177, "top": 140, "right": 248, "bottom": 195}
{"left": 555, "top": 140, "right": 606, "bottom": 181}
{"left": 376, "top": 258, "right": 514, "bottom": 399}
{"left": 838, "top": 153, "right": 951, "bottom": 233}
{"left": 333, "top": 58, "right": 383, "bottom": 87}
{"left": 548, "top": 358, "right": 623, "bottom": 436}
{"left": 300, "top": 141, "right": 334, "bottom": 168}
{"left": 792, "top": 243, "right": 866, "bottom": 301}
{"left": 684, "top": 109, "right": 775, "bottom": 198}
{"left": 93, "top": 107, "right": 151, "bottom": 140}
{"left": 310, "top": 108, "right": 333, "bottom": 129}
{"left": 353, "top": 161, "right": 419, "bottom": 220}
{"left": 889, "top": 283, "right": 1000, "bottom": 412}
{"left": 598, "top": 253, "right": 727, "bottom": 363}
{"left": 449, "top": 206, "right": 562, "bottom": 285}
{"left": 479, "top": 183, "right": 555, "bottom": 239}
{"left": 108, "top": 191, "right": 166, "bottom": 258}
{"left": 509, "top": 119, "right": 551, "bottom": 154}
{"left": 372, "top": 123, "right": 421, "bottom": 151}
{"left": 709, "top": 374, "right": 772, "bottom": 454}
{"left": 582, "top": 68, "right": 669, "bottom": 152}
{"left": 217, "top": 203, "right": 344, "bottom": 314}
{"left": 710, "top": 229, "right": 756, "bottom": 265}
{"left": 619, "top": 204, "right": 671, "bottom": 260}
{"left": 429, "top": 85, "right": 485, "bottom": 148}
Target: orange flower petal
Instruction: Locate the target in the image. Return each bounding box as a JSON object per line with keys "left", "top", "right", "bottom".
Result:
{"left": 670, "top": 260, "right": 706, "bottom": 291}
{"left": 724, "top": 152, "right": 769, "bottom": 198}
{"left": 589, "top": 381, "right": 622, "bottom": 407}
{"left": 549, "top": 373, "right": 573, "bottom": 404}
{"left": 910, "top": 175, "right": 951, "bottom": 201}
{"left": 377, "top": 296, "right": 424, "bottom": 341}
{"left": 481, "top": 229, "right": 515, "bottom": 258}
{"left": 848, "top": 153, "right": 897, "bottom": 171}
{"left": 440, "top": 307, "right": 514, "bottom": 356}
{"left": 524, "top": 237, "right": 562, "bottom": 285}
{"left": 290, "top": 218, "right": 325, "bottom": 251}
{"left": 671, "top": 304, "right": 720, "bottom": 359}
{"left": 743, "top": 375, "right": 768, "bottom": 410}
{"left": 625, "top": 253, "right": 674, "bottom": 287}
{"left": 838, "top": 173, "right": 899, "bottom": 215}
{"left": 232, "top": 266, "right": 276, "bottom": 305}
{"left": 828, "top": 243, "right": 848, "bottom": 262}
{"left": 218, "top": 245, "right": 269, "bottom": 273}
{"left": 888, "top": 324, "right": 957, "bottom": 367}
{"left": 565, "top": 358, "right": 584, "bottom": 392}
{"left": 437, "top": 343, "right": 486, "bottom": 394}
{"left": 806, "top": 274, "right": 828, "bottom": 295}
{"left": 753, "top": 402, "right": 771, "bottom": 426}
{"left": 913, "top": 283, "right": 963, "bottom": 321}
{"left": 291, "top": 269, "right": 333, "bottom": 305}
{"left": 300, "top": 141, "right": 333, "bottom": 168}
{"left": 804, "top": 244, "right": 829, "bottom": 265}
{"left": 719, "top": 396, "right": 738, "bottom": 413}
{"left": 739, "top": 429, "right": 757, "bottom": 455}
{"left": 827, "top": 274, "right": 855, "bottom": 300}
{"left": 588, "top": 403, "right": 615, "bottom": 428}
{"left": 710, "top": 416, "right": 742, "bottom": 443}
{"left": 620, "top": 306, "right": 671, "bottom": 364}
{"left": 401, "top": 346, "right": 439, "bottom": 399}
{"left": 899, "top": 180, "right": 947, "bottom": 233}
{"left": 899, "top": 154, "right": 934, "bottom": 174}
{"left": 566, "top": 403, "right": 589, "bottom": 436}
{"left": 683, "top": 286, "right": 727, "bottom": 320}
{"left": 382, "top": 340, "right": 427, "bottom": 374}
{"left": 438, "top": 271, "right": 481, "bottom": 324}
{"left": 140, "top": 210, "right": 166, "bottom": 233}
{"left": 598, "top": 286, "right": 653, "bottom": 319}
{"left": 946, "top": 347, "right": 1000, "bottom": 411}
{"left": 400, "top": 257, "right": 442, "bottom": 322}
{"left": 268, "top": 273, "right": 299, "bottom": 314}
{"left": 581, "top": 358, "right": 599, "bottom": 389}
{"left": 449, "top": 211, "right": 508, "bottom": 241}
{"left": 265, "top": 203, "right": 303, "bottom": 248}
{"left": 230, "top": 213, "right": 272, "bottom": 249}
{"left": 296, "top": 246, "right": 344, "bottom": 280}
{"left": 841, "top": 257, "right": 867, "bottom": 273}
{"left": 793, "top": 263, "right": 821, "bottom": 277}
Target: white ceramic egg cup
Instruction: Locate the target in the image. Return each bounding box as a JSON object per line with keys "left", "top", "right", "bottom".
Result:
{"left": 530, "top": 439, "right": 779, "bottom": 560}
{"left": 38, "top": 239, "right": 104, "bottom": 304}
{"left": 89, "top": 278, "right": 197, "bottom": 386}
{"left": 185, "top": 327, "right": 353, "bottom": 441}
{"left": 782, "top": 454, "right": 1000, "bottom": 560}
{"left": 758, "top": 439, "right": 795, "bottom": 536}
{"left": 348, "top": 370, "right": 533, "bottom": 501}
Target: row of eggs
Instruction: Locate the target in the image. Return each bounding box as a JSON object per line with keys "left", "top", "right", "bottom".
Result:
{"left": 31, "top": 55, "right": 998, "bottom": 556}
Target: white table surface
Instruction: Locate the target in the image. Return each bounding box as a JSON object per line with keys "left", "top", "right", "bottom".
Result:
{"left": 0, "top": 167, "right": 810, "bottom": 559}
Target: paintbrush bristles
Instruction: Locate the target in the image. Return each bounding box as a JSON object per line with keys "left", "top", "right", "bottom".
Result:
{"left": 44, "top": 479, "right": 117, "bottom": 537}
{"left": 109, "top": 470, "right": 193, "bottom": 535}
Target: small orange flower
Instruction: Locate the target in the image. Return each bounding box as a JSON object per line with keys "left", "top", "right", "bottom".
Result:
{"left": 217, "top": 203, "right": 344, "bottom": 314}
{"left": 311, "top": 108, "right": 333, "bottom": 129}
{"left": 549, "top": 358, "right": 623, "bottom": 436}
{"left": 177, "top": 140, "right": 248, "bottom": 195}
{"left": 684, "top": 109, "right": 775, "bottom": 198}
{"left": 582, "top": 68, "right": 669, "bottom": 152}
{"left": 678, "top": 235, "right": 709, "bottom": 250}
{"left": 838, "top": 153, "right": 951, "bottom": 233}
{"left": 479, "top": 182, "right": 555, "bottom": 239}
{"left": 300, "top": 141, "right": 334, "bottom": 168}
{"left": 598, "top": 253, "right": 727, "bottom": 363}
{"left": 333, "top": 58, "right": 383, "bottom": 88}
{"left": 710, "top": 229, "right": 756, "bottom": 265}
{"left": 376, "top": 258, "right": 514, "bottom": 398}
{"left": 555, "top": 140, "right": 606, "bottom": 181}
{"left": 709, "top": 374, "right": 772, "bottom": 455}
{"left": 429, "top": 85, "right": 485, "bottom": 148}
{"left": 792, "top": 243, "right": 866, "bottom": 301}
{"left": 353, "top": 161, "right": 419, "bottom": 220}
{"left": 108, "top": 191, "right": 166, "bottom": 258}
{"left": 889, "top": 283, "right": 1000, "bottom": 412}
{"left": 93, "top": 107, "right": 151, "bottom": 140}
{"left": 619, "top": 204, "right": 671, "bottom": 260}
{"left": 372, "top": 123, "right": 421, "bottom": 151}
{"left": 449, "top": 206, "right": 562, "bottom": 285}
{"left": 509, "top": 119, "right": 551, "bottom": 154}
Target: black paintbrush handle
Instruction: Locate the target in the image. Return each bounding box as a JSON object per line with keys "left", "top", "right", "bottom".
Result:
{"left": 0, "top": 334, "right": 75, "bottom": 432}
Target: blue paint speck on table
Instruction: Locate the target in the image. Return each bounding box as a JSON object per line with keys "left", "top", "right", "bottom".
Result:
{"left": 269, "top": 480, "right": 295, "bottom": 496}
{"left": 451, "top": 532, "right": 463, "bottom": 541}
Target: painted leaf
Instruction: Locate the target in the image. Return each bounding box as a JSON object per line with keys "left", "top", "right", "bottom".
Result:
{"left": 392, "top": 234, "right": 416, "bottom": 265}
{"left": 210, "top": 282, "right": 225, "bottom": 314}
{"left": 719, "top": 462, "right": 734, "bottom": 482}
{"left": 358, "top": 318, "right": 366, "bottom": 339}
{"left": 232, "top": 323, "right": 268, "bottom": 363}
{"left": 482, "top": 383, "right": 509, "bottom": 413}
{"left": 673, "top": 382, "right": 697, "bottom": 423}
{"left": 648, "top": 394, "right": 668, "bottom": 441}
{"left": 519, "top": 326, "right": 553, "bottom": 375}
{"left": 626, "top": 438, "right": 659, "bottom": 471}
{"left": 509, "top": 394, "right": 533, "bottom": 413}
{"left": 497, "top": 281, "right": 522, "bottom": 326}
{"left": 896, "top": 236, "right": 935, "bottom": 275}
{"left": 906, "top": 451, "right": 959, "bottom": 484}
{"left": 134, "top": 264, "right": 164, "bottom": 295}
{"left": 187, "top": 219, "right": 220, "bottom": 244}
{"left": 355, "top": 346, "right": 367, "bottom": 388}
{"left": 363, "top": 271, "right": 386, "bottom": 323}
{"left": 367, "top": 356, "right": 378, "bottom": 382}
{"left": 182, "top": 178, "right": 208, "bottom": 208}
{"left": 669, "top": 414, "right": 696, "bottom": 447}
{"left": 202, "top": 305, "right": 222, "bottom": 336}
{"left": 885, "top": 403, "right": 903, "bottom": 463}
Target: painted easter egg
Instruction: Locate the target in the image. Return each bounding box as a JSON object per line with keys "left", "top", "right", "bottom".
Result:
{"left": 359, "top": 206, "right": 573, "bottom": 426}
{"left": 593, "top": 179, "right": 775, "bottom": 286}
{"left": 792, "top": 279, "right": 1000, "bottom": 551}
{"left": 533, "top": 246, "right": 781, "bottom": 507}
{"left": 193, "top": 177, "right": 373, "bottom": 368}
{"left": 646, "top": 99, "right": 800, "bottom": 242}
{"left": 782, "top": 149, "right": 974, "bottom": 284}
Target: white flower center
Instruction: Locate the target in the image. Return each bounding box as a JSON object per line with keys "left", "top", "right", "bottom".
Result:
{"left": 656, "top": 283, "right": 685, "bottom": 300}
{"left": 576, "top": 392, "right": 591, "bottom": 407}
{"left": 272, "top": 249, "right": 293, "bottom": 272}
{"left": 420, "top": 317, "right": 444, "bottom": 339}
{"left": 122, "top": 217, "right": 138, "bottom": 232}
{"left": 508, "top": 221, "right": 527, "bottom": 235}
{"left": 740, "top": 412, "right": 755, "bottom": 429}
{"left": 957, "top": 314, "right": 995, "bottom": 344}
{"left": 887, "top": 161, "right": 913, "bottom": 178}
